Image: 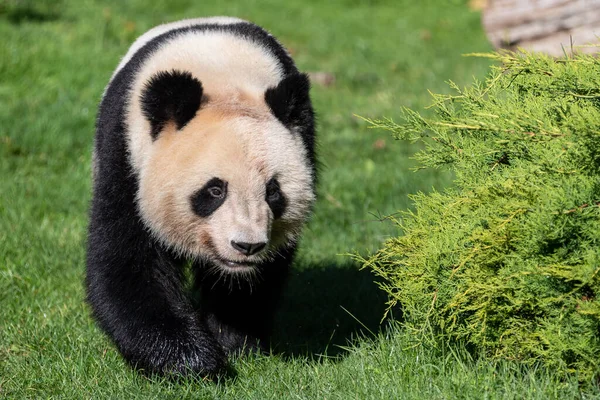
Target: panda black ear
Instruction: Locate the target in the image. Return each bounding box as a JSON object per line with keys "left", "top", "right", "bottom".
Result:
{"left": 140, "top": 70, "right": 203, "bottom": 140}
{"left": 265, "top": 73, "right": 311, "bottom": 129}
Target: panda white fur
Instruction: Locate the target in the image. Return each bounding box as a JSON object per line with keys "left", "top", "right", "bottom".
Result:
{"left": 86, "top": 17, "right": 316, "bottom": 376}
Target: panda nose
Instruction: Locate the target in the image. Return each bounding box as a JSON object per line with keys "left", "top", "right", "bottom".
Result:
{"left": 230, "top": 241, "right": 267, "bottom": 256}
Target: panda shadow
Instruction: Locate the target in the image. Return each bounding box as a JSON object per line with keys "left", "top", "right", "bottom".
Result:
{"left": 271, "top": 260, "right": 397, "bottom": 361}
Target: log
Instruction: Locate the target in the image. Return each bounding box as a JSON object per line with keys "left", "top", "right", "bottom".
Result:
{"left": 482, "top": 0, "right": 600, "bottom": 55}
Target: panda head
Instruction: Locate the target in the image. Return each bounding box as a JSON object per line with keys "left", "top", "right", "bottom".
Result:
{"left": 133, "top": 70, "right": 314, "bottom": 272}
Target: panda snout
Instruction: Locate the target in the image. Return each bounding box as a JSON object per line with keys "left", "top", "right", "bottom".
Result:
{"left": 230, "top": 240, "right": 267, "bottom": 256}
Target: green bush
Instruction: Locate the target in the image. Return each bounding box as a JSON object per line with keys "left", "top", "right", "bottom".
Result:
{"left": 360, "top": 50, "right": 600, "bottom": 381}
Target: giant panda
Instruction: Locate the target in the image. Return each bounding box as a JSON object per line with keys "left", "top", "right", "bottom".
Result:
{"left": 86, "top": 17, "right": 316, "bottom": 376}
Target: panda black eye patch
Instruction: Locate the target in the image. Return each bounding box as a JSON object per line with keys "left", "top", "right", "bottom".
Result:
{"left": 190, "top": 177, "right": 228, "bottom": 218}
{"left": 265, "top": 177, "right": 286, "bottom": 219}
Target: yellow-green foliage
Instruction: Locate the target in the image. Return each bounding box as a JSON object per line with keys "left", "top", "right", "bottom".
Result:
{"left": 361, "top": 51, "right": 600, "bottom": 380}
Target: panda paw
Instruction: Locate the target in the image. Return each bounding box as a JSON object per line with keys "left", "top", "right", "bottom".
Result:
{"left": 124, "top": 331, "right": 227, "bottom": 377}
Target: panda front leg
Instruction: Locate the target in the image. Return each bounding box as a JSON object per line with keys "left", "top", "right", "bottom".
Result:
{"left": 197, "top": 247, "right": 295, "bottom": 355}
{"left": 86, "top": 220, "right": 226, "bottom": 377}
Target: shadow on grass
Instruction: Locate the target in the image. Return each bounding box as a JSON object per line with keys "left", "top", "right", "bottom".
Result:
{"left": 0, "top": 2, "right": 62, "bottom": 24}
{"left": 272, "top": 259, "right": 395, "bottom": 360}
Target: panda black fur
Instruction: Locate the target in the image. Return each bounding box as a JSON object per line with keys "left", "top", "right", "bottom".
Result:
{"left": 87, "top": 17, "right": 316, "bottom": 376}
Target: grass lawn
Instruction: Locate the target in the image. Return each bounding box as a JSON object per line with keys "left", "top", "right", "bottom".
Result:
{"left": 1, "top": 0, "right": 598, "bottom": 398}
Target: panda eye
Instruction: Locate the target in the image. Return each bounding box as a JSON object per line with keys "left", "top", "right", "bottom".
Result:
{"left": 265, "top": 177, "right": 286, "bottom": 219}
{"left": 266, "top": 179, "right": 280, "bottom": 201}
{"left": 266, "top": 184, "right": 280, "bottom": 202}
{"left": 190, "top": 177, "right": 228, "bottom": 218}
{"left": 208, "top": 186, "right": 225, "bottom": 199}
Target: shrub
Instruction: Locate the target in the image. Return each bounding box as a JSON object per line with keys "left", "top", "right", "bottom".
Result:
{"left": 359, "top": 50, "right": 600, "bottom": 381}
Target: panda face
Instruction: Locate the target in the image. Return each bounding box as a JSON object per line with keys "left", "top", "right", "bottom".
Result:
{"left": 124, "top": 33, "right": 315, "bottom": 273}
{"left": 136, "top": 106, "right": 314, "bottom": 272}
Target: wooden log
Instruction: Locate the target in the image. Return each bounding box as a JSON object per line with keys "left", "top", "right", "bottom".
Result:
{"left": 482, "top": 0, "right": 600, "bottom": 55}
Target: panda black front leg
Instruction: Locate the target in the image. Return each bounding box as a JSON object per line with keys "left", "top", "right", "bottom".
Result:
{"left": 198, "top": 247, "right": 295, "bottom": 355}
{"left": 86, "top": 222, "right": 226, "bottom": 376}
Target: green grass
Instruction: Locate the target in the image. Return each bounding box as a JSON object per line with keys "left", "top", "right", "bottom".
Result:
{"left": 1, "top": 0, "right": 597, "bottom": 398}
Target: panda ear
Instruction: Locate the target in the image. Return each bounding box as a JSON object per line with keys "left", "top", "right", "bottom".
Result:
{"left": 140, "top": 70, "right": 203, "bottom": 140}
{"left": 265, "top": 73, "right": 311, "bottom": 129}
